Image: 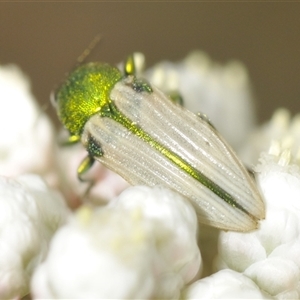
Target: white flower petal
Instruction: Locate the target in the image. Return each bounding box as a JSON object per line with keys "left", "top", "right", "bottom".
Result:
{"left": 240, "top": 108, "right": 300, "bottom": 166}
{"left": 183, "top": 269, "right": 269, "bottom": 299}
{"left": 0, "top": 174, "right": 69, "bottom": 299}
{"left": 110, "top": 186, "right": 201, "bottom": 283}
{"left": 217, "top": 231, "right": 266, "bottom": 272}
{"left": 269, "top": 239, "right": 300, "bottom": 269}
{"left": 0, "top": 64, "right": 56, "bottom": 181}
{"left": 244, "top": 257, "right": 300, "bottom": 297}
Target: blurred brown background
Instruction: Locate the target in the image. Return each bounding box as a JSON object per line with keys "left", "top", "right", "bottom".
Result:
{"left": 1, "top": 2, "right": 300, "bottom": 125}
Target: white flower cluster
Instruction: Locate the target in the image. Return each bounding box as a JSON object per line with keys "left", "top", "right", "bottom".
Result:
{"left": 1, "top": 51, "right": 300, "bottom": 299}
{"left": 183, "top": 108, "right": 300, "bottom": 299}
{"left": 0, "top": 174, "right": 69, "bottom": 299}
{"left": 0, "top": 64, "right": 56, "bottom": 182}
{"left": 213, "top": 150, "right": 300, "bottom": 299}
{"left": 31, "top": 186, "right": 201, "bottom": 299}
{"left": 240, "top": 108, "right": 300, "bottom": 166}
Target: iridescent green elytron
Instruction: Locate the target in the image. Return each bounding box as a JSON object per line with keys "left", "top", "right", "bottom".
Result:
{"left": 55, "top": 54, "right": 265, "bottom": 231}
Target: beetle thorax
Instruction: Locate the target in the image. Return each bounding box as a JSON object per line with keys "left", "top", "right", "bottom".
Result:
{"left": 55, "top": 62, "right": 122, "bottom": 136}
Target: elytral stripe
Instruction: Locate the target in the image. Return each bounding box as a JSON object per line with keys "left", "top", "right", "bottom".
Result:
{"left": 101, "top": 101, "right": 251, "bottom": 218}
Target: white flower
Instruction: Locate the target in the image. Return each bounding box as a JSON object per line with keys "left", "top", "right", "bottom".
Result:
{"left": 215, "top": 149, "right": 300, "bottom": 298}
{"left": 0, "top": 174, "right": 70, "bottom": 299}
{"left": 110, "top": 186, "right": 202, "bottom": 286}
{"left": 0, "top": 64, "right": 56, "bottom": 184}
{"left": 144, "top": 51, "right": 256, "bottom": 150}
{"left": 31, "top": 186, "right": 201, "bottom": 299}
{"left": 183, "top": 269, "right": 269, "bottom": 299}
{"left": 239, "top": 108, "right": 300, "bottom": 166}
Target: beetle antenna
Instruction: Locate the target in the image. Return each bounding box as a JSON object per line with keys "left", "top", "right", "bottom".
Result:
{"left": 76, "top": 33, "right": 103, "bottom": 65}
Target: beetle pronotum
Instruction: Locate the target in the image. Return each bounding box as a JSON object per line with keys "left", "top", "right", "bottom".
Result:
{"left": 54, "top": 54, "right": 265, "bottom": 232}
